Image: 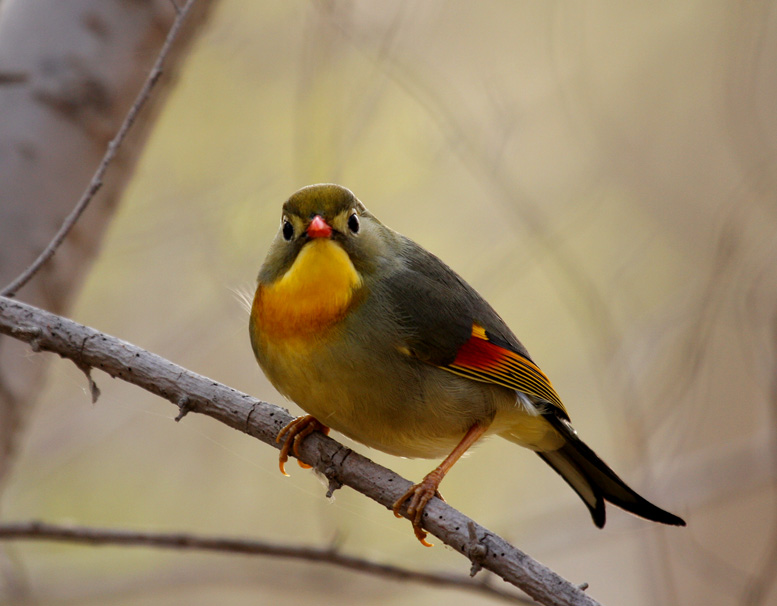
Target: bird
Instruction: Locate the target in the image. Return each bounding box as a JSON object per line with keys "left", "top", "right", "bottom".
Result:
{"left": 249, "top": 183, "right": 685, "bottom": 546}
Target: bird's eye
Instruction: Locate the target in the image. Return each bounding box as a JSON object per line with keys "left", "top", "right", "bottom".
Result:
{"left": 282, "top": 219, "right": 294, "bottom": 241}
{"left": 347, "top": 212, "right": 360, "bottom": 234}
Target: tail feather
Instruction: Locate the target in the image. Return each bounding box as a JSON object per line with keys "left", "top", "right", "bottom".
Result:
{"left": 539, "top": 411, "right": 686, "bottom": 527}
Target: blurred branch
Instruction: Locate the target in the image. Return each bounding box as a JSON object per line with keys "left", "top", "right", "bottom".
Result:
{"left": 0, "top": 72, "right": 28, "bottom": 85}
{"left": 0, "top": 296, "right": 599, "bottom": 606}
{"left": 741, "top": 308, "right": 777, "bottom": 606}
{"left": 0, "top": 0, "right": 199, "bottom": 299}
{"left": 318, "top": 7, "right": 618, "bottom": 351}
{"left": 0, "top": 521, "right": 533, "bottom": 605}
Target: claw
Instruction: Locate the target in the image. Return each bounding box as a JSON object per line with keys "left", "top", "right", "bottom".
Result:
{"left": 278, "top": 456, "right": 290, "bottom": 477}
{"left": 391, "top": 422, "right": 488, "bottom": 547}
{"left": 392, "top": 469, "right": 445, "bottom": 547}
{"left": 275, "top": 415, "right": 329, "bottom": 475}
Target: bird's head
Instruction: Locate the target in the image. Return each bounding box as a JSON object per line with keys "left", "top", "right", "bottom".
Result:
{"left": 258, "top": 183, "right": 393, "bottom": 285}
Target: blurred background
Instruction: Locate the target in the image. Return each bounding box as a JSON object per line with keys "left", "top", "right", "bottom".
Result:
{"left": 2, "top": 1, "right": 776, "bottom": 604}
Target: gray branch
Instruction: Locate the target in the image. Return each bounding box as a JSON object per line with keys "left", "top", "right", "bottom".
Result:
{"left": 0, "top": 296, "right": 600, "bottom": 606}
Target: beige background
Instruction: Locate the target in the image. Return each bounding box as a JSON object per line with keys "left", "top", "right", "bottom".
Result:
{"left": 4, "top": 2, "right": 776, "bottom": 605}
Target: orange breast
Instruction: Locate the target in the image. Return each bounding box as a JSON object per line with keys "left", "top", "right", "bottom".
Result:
{"left": 251, "top": 239, "right": 363, "bottom": 342}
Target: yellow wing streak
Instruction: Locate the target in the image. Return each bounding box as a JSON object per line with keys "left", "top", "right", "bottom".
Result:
{"left": 442, "top": 324, "right": 566, "bottom": 413}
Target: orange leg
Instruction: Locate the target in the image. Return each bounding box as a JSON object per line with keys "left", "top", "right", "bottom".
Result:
{"left": 275, "top": 415, "right": 330, "bottom": 475}
{"left": 392, "top": 421, "right": 489, "bottom": 546}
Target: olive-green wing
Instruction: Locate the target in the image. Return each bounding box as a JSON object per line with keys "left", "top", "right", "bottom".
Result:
{"left": 380, "top": 236, "right": 567, "bottom": 417}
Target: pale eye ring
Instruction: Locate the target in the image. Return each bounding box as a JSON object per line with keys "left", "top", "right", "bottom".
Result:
{"left": 347, "top": 212, "right": 360, "bottom": 234}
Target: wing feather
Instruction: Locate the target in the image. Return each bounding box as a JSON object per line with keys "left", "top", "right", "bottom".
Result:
{"left": 442, "top": 323, "right": 568, "bottom": 417}
{"left": 378, "top": 236, "right": 565, "bottom": 416}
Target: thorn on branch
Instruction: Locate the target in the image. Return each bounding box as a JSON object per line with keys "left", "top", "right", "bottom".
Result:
{"left": 175, "top": 396, "right": 192, "bottom": 421}
{"left": 318, "top": 445, "right": 350, "bottom": 498}
{"left": 467, "top": 521, "right": 488, "bottom": 577}
{"left": 75, "top": 362, "right": 100, "bottom": 403}
{"left": 578, "top": 582, "right": 590, "bottom": 592}
{"left": 326, "top": 476, "right": 343, "bottom": 499}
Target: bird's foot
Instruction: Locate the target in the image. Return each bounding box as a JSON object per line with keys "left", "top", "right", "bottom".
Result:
{"left": 275, "top": 415, "right": 329, "bottom": 475}
{"left": 392, "top": 470, "right": 445, "bottom": 547}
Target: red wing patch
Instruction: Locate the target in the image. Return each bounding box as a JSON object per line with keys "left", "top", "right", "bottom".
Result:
{"left": 443, "top": 323, "right": 566, "bottom": 413}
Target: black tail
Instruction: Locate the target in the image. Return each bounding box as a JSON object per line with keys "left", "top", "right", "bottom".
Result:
{"left": 537, "top": 411, "right": 685, "bottom": 528}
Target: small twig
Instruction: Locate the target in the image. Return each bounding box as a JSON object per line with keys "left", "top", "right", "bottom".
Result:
{"left": 0, "top": 0, "right": 198, "bottom": 299}
{"left": 0, "top": 521, "right": 533, "bottom": 604}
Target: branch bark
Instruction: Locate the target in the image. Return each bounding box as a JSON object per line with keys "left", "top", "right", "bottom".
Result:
{"left": 0, "top": 296, "right": 600, "bottom": 606}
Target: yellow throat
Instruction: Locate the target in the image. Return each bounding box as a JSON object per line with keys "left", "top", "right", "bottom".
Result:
{"left": 252, "top": 238, "right": 363, "bottom": 341}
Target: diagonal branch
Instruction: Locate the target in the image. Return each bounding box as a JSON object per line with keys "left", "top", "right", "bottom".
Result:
{"left": 0, "top": 521, "right": 533, "bottom": 605}
{"left": 0, "top": 296, "right": 600, "bottom": 606}
{"left": 0, "top": 0, "right": 199, "bottom": 299}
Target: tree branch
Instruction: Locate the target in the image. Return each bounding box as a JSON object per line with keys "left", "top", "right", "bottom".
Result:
{"left": 0, "top": 521, "right": 534, "bottom": 605}
{"left": 0, "top": 0, "right": 199, "bottom": 299}
{"left": 0, "top": 296, "right": 600, "bottom": 606}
